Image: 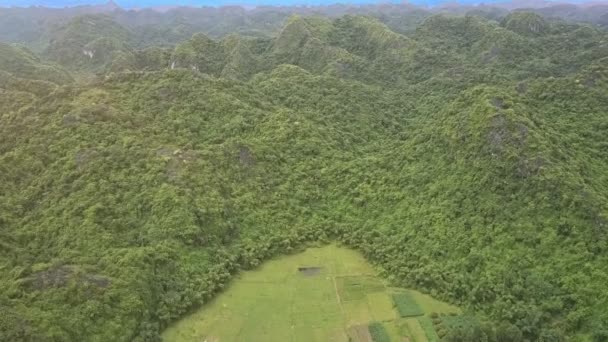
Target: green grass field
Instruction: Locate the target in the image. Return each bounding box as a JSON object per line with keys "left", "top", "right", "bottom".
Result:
{"left": 393, "top": 292, "right": 425, "bottom": 318}
{"left": 162, "top": 245, "right": 460, "bottom": 342}
{"left": 368, "top": 321, "right": 391, "bottom": 342}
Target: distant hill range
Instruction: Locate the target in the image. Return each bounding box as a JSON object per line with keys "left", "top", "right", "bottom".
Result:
{"left": 1, "top": 1, "right": 607, "bottom": 52}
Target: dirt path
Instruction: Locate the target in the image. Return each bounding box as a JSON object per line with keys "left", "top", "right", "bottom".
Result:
{"left": 333, "top": 275, "right": 345, "bottom": 315}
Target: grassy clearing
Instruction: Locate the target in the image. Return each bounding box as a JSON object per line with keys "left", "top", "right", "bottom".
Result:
{"left": 337, "top": 275, "right": 385, "bottom": 301}
{"left": 367, "top": 292, "right": 396, "bottom": 321}
{"left": 162, "top": 245, "right": 459, "bottom": 341}
{"left": 343, "top": 299, "right": 374, "bottom": 326}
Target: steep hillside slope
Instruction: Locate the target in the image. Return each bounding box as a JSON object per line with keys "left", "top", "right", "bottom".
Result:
{"left": 44, "top": 15, "right": 134, "bottom": 72}
{"left": 0, "top": 43, "right": 72, "bottom": 84}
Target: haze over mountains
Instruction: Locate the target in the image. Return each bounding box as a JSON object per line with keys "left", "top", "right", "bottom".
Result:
{"left": 1, "top": 0, "right": 607, "bottom": 53}
{"left": 4, "top": 0, "right": 608, "bottom": 9}
{"left": 4, "top": 0, "right": 608, "bottom": 7}
{"left": 1, "top": 1, "right": 607, "bottom": 342}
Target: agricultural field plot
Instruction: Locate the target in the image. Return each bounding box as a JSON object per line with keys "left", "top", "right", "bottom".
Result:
{"left": 393, "top": 292, "right": 425, "bottom": 318}
{"left": 162, "top": 245, "right": 460, "bottom": 342}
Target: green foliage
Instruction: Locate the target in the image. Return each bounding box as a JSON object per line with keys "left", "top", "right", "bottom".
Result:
{"left": 0, "top": 5, "right": 608, "bottom": 342}
{"left": 45, "top": 15, "right": 133, "bottom": 70}
{"left": 438, "top": 315, "right": 525, "bottom": 342}
{"left": 393, "top": 293, "right": 424, "bottom": 318}
{"left": 501, "top": 12, "right": 549, "bottom": 36}
{"left": 418, "top": 316, "right": 440, "bottom": 341}
{"left": 0, "top": 43, "right": 72, "bottom": 84}
{"left": 368, "top": 322, "right": 391, "bottom": 342}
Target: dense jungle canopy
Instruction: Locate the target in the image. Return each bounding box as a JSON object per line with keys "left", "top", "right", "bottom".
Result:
{"left": 1, "top": 2, "right": 608, "bottom": 341}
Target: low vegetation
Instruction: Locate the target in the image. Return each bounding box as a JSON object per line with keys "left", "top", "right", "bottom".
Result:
{"left": 393, "top": 293, "right": 425, "bottom": 318}
{"left": 368, "top": 322, "right": 391, "bottom": 342}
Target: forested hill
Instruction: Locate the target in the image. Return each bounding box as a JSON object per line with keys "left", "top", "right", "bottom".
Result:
{"left": 1, "top": 2, "right": 607, "bottom": 53}
{"left": 1, "top": 5, "right": 608, "bottom": 342}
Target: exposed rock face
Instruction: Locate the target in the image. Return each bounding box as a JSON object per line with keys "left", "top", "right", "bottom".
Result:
{"left": 24, "top": 265, "right": 111, "bottom": 291}
{"left": 501, "top": 12, "right": 549, "bottom": 36}
{"left": 83, "top": 49, "right": 94, "bottom": 59}
{"left": 238, "top": 145, "right": 255, "bottom": 167}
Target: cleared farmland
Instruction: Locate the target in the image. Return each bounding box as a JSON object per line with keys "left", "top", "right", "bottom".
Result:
{"left": 162, "top": 245, "right": 460, "bottom": 341}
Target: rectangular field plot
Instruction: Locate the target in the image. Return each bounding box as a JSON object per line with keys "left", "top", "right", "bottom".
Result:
{"left": 382, "top": 320, "right": 406, "bottom": 342}
{"left": 343, "top": 299, "right": 373, "bottom": 326}
{"left": 293, "top": 281, "right": 337, "bottom": 311}
{"left": 293, "top": 310, "right": 346, "bottom": 342}
{"left": 236, "top": 320, "right": 293, "bottom": 342}
{"left": 418, "top": 316, "right": 440, "bottom": 342}
{"left": 366, "top": 292, "right": 396, "bottom": 322}
{"left": 392, "top": 292, "right": 424, "bottom": 317}
{"left": 402, "top": 318, "right": 427, "bottom": 342}
{"left": 346, "top": 324, "right": 373, "bottom": 342}
{"left": 337, "top": 276, "right": 385, "bottom": 301}
{"left": 368, "top": 321, "right": 391, "bottom": 342}
{"left": 292, "top": 305, "right": 343, "bottom": 325}
{"left": 295, "top": 327, "right": 348, "bottom": 342}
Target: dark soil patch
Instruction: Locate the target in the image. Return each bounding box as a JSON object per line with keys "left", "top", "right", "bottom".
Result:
{"left": 347, "top": 324, "right": 373, "bottom": 342}
{"left": 83, "top": 274, "right": 111, "bottom": 288}
{"left": 238, "top": 145, "right": 255, "bottom": 167}
{"left": 27, "top": 265, "right": 73, "bottom": 290}
{"left": 62, "top": 114, "right": 81, "bottom": 127}
{"left": 24, "top": 265, "right": 111, "bottom": 291}
{"left": 75, "top": 148, "right": 98, "bottom": 169}
{"left": 298, "top": 266, "right": 322, "bottom": 276}
{"left": 482, "top": 46, "right": 501, "bottom": 63}
{"left": 491, "top": 97, "right": 506, "bottom": 109}
{"left": 156, "top": 148, "right": 198, "bottom": 181}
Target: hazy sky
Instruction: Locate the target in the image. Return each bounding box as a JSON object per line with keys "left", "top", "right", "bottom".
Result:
{"left": 0, "top": 0, "right": 535, "bottom": 7}
{"left": 0, "top": 0, "right": 587, "bottom": 8}
{"left": 3, "top": 0, "right": 404, "bottom": 7}
{"left": 3, "top": 0, "right": 394, "bottom": 7}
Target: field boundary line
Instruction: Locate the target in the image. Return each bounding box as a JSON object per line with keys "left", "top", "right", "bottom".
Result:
{"left": 332, "top": 275, "right": 345, "bottom": 315}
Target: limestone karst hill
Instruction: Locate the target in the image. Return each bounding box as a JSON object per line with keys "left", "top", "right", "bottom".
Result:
{"left": 1, "top": 7, "right": 607, "bottom": 342}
